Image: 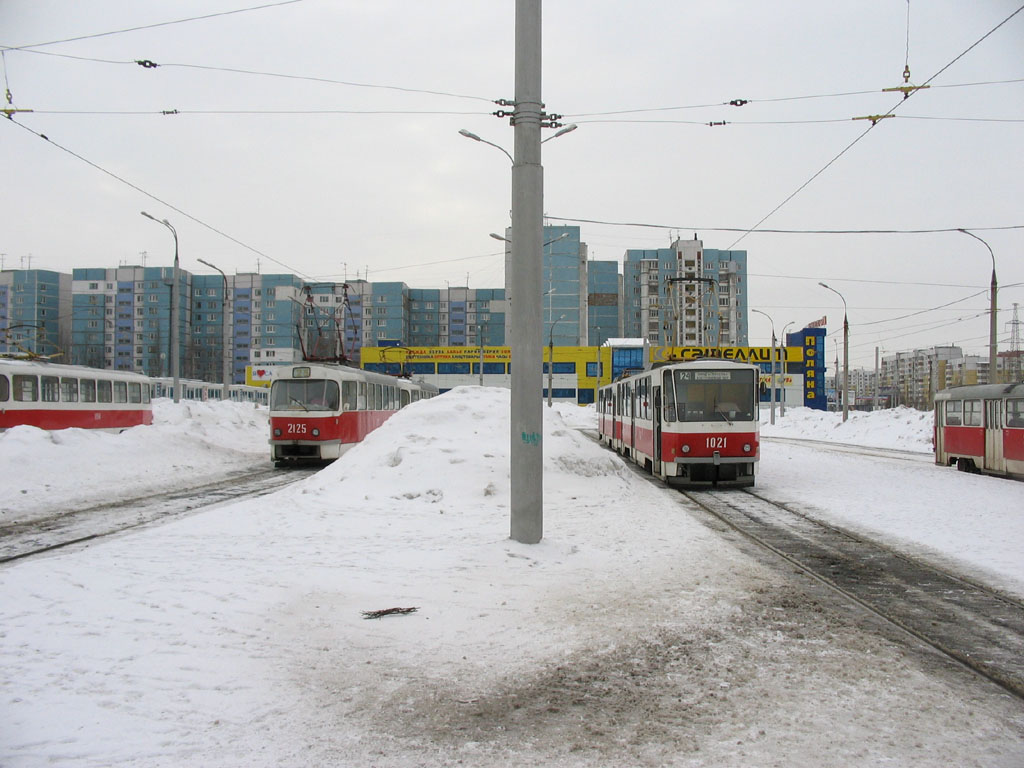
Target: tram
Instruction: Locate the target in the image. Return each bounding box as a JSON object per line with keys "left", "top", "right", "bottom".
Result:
{"left": 598, "top": 359, "right": 760, "bottom": 487}
{"left": 268, "top": 363, "right": 438, "bottom": 465}
{"left": 934, "top": 382, "right": 1024, "bottom": 479}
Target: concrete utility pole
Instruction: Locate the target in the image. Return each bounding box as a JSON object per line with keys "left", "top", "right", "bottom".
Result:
{"left": 509, "top": 0, "right": 544, "bottom": 544}
{"left": 141, "top": 212, "right": 180, "bottom": 403}
{"left": 751, "top": 308, "right": 776, "bottom": 425}
{"left": 958, "top": 229, "right": 998, "bottom": 384}
{"left": 198, "top": 258, "right": 232, "bottom": 399}
{"left": 819, "top": 282, "right": 849, "bottom": 422}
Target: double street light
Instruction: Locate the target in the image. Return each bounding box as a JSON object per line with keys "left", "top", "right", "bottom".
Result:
{"left": 547, "top": 314, "right": 567, "bottom": 407}
{"left": 140, "top": 211, "right": 180, "bottom": 403}
{"left": 819, "top": 282, "right": 849, "bottom": 422}
{"left": 460, "top": 110, "right": 577, "bottom": 543}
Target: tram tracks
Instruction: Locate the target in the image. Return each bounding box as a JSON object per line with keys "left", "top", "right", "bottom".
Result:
{"left": 681, "top": 487, "right": 1024, "bottom": 700}
{"left": 0, "top": 466, "right": 317, "bottom": 564}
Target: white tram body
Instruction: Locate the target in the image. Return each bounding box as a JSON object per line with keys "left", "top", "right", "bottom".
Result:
{"left": 0, "top": 358, "right": 153, "bottom": 431}
{"left": 268, "top": 363, "right": 438, "bottom": 465}
{"left": 598, "top": 359, "right": 760, "bottom": 487}
{"left": 934, "top": 382, "right": 1024, "bottom": 480}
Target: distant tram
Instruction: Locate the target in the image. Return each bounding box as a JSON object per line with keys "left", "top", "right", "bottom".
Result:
{"left": 934, "top": 382, "right": 1024, "bottom": 480}
{"left": 597, "top": 359, "right": 760, "bottom": 487}
{"left": 0, "top": 358, "right": 153, "bottom": 431}
{"left": 268, "top": 363, "right": 438, "bottom": 466}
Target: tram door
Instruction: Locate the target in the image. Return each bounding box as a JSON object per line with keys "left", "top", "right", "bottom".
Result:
{"left": 652, "top": 384, "right": 662, "bottom": 476}
{"left": 985, "top": 399, "right": 1004, "bottom": 473}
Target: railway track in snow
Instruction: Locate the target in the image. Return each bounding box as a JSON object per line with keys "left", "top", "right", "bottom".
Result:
{"left": 0, "top": 466, "right": 318, "bottom": 565}
{"left": 682, "top": 487, "right": 1024, "bottom": 701}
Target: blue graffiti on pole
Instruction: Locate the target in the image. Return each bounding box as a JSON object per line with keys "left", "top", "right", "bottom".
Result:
{"left": 521, "top": 431, "right": 541, "bottom": 446}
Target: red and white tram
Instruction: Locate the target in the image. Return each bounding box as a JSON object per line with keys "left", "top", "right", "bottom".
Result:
{"left": 269, "top": 363, "right": 438, "bottom": 465}
{"left": 598, "top": 359, "right": 760, "bottom": 487}
{"left": 0, "top": 358, "right": 153, "bottom": 431}
{"left": 934, "top": 382, "right": 1024, "bottom": 480}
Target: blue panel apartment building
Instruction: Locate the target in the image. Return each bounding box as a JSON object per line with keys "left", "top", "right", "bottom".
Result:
{"left": 0, "top": 269, "right": 70, "bottom": 359}
{"left": 623, "top": 237, "right": 748, "bottom": 347}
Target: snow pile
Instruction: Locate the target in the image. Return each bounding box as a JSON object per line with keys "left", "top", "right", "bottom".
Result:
{"left": 0, "top": 399, "right": 268, "bottom": 524}
{"left": 760, "top": 404, "right": 933, "bottom": 452}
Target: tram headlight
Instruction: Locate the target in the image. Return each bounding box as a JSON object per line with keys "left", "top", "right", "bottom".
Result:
{"left": 312, "top": 428, "right": 320, "bottom": 437}
{"left": 743, "top": 443, "right": 751, "bottom": 453}
{"left": 273, "top": 428, "right": 282, "bottom": 436}
{"left": 681, "top": 444, "right": 691, "bottom": 454}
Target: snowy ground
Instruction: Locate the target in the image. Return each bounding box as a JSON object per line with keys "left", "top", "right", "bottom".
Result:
{"left": 2, "top": 392, "right": 1023, "bottom": 766}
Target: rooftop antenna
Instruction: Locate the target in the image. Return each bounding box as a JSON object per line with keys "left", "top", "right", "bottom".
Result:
{"left": 139, "top": 250, "right": 147, "bottom": 267}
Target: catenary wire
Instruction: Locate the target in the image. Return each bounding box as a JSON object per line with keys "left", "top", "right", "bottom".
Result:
{"left": 0, "top": 0, "right": 306, "bottom": 52}
{"left": 724, "top": 3, "right": 1024, "bottom": 250}
{"left": 2, "top": 117, "right": 315, "bottom": 280}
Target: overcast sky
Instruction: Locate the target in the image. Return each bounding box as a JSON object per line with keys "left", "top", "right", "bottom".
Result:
{"left": 1, "top": 0, "right": 1022, "bottom": 367}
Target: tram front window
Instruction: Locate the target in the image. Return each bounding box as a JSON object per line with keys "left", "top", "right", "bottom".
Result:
{"left": 271, "top": 379, "right": 340, "bottom": 411}
{"left": 668, "top": 369, "right": 755, "bottom": 423}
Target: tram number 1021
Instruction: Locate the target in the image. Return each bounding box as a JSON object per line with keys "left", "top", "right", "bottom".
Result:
{"left": 706, "top": 436, "right": 728, "bottom": 449}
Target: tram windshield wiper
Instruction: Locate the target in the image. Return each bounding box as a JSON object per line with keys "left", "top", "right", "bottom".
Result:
{"left": 713, "top": 401, "right": 733, "bottom": 425}
{"left": 289, "top": 396, "right": 309, "bottom": 412}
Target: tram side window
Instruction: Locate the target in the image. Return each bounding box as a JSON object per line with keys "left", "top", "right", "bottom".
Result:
{"left": 80, "top": 379, "right": 96, "bottom": 402}
{"left": 401, "top": 389, "right": 410, "bottom": 408}
{"left": 0, "top": 374, "right": 8, "bottom": 402}
{"left": 1007, "top": 399, "right": 1024, "bottom": 428}
{"left": 371, "top": 384, "right": 382, "bottom": 410}
{"left": 128, "top": 382, "right": 142, "bottom": 403}
{"left": 114, "top": 381, "right": 128, "bottom": 403}
{"left": 963, "top": 400, "right": 982, "bottom": 427}
{"left": 357, "top": 382, "right": 367, "bottom": 410}
{"left": 13, "top": 375, "right": 37, "bottom": 402}
{"left": 142, "top": 383, "right": 151, "bottom": 404}
{"left": 61, "top": 377, "right": 79, "bottom": 402}
{"left": 41, "top": 376, "right": 60, "bottom": 402}
{"left": 97, "top": 380, "right": 112, "bottom": 403}
{"left": 342, "top": 381, "right": 357, "bottom": 411}
{"left": 944, "top": 400, "right": 962, "bottom": 426}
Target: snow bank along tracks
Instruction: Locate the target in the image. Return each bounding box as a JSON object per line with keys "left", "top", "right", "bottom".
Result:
{"left": 762, "top": 435, "right": 931, "bottom": 463}
{"left": 0, "top": 466, "right": 317, "bottom": 564}
{"left": 682, "top": 487, "right": 1024, "bottom": 700}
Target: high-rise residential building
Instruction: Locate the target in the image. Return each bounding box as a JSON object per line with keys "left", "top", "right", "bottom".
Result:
{"left": 0, "top": 269, "right": 70, "bottom": 360}
{"left": 502, "top": 224, "right": 589, "bottom": 347}
{"left": 587, "top": 260, "right": 621, "bottom": 345}
{"left": 623, "top": 237, "right": 747, "bottom": 347}
{"left": 70, "top": 266, "right": 188, "bottom": 374}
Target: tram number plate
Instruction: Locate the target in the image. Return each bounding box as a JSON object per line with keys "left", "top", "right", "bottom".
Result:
{"left": 706, "top": 436, "right": 727, "bottom": 449}
{"left": 287, "top": 423, "right": 308, "bottom": 434}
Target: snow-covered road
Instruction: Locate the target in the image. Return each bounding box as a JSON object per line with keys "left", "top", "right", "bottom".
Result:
{"left": 2, "top": 392, "right": 1022, "bottom": 766}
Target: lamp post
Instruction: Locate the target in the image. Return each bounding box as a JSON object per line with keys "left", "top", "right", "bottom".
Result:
{"left": 958, "top": 229, "right": 998, "bottom": 384}
{"left": 751, "top": 308, "right": 776, "bottom": 425}
{"left": 197, "top": 258, "right": 231, "bottom": 399}
{"left": 780, "top": 321, "right": 794, "bottom": 417}
{"left": 141, "top": 211, "right": 180, "bottom": 403}
{"left": 819, "top": 282, "right": 849, "bottom": 422}
{"left": 594, "top": 325, "right": 602, "bottom": 400}
{"left": 547, "top": 314, "right": 566, "bottom": 407}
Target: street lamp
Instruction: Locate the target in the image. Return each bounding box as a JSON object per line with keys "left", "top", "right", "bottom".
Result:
{"left": 780, "top": 321, "right": 795, "bottom": 417}
{"left": 541, "top": 123, "right": 578, "bottom": 143}
{"left": 819, "top": 282, "right": 849, "bottom": 422}
{"left": 958, "top": 229, "right": 998, "bottom": 384}
{"left": 547, "top": 314, "right": 566, "bottom": 407}
{"left": 141, "top": 211, "right": 180, "bottom": 403}
{"left": 197, "top": 258, "right": 232, "bottom": 399}
{"left": 458, "top": 129, "right": 514, "bottom": 164}
{"left": 751, "top": 308, "right": 777, "bottom": 425}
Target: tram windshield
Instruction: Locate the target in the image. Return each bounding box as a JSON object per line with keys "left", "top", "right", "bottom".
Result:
{"left": 270, "top": 379, "right": 340, "bottom": 412}
{"left": 663, "top": 369, "right": 755, "bottom": 423}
